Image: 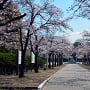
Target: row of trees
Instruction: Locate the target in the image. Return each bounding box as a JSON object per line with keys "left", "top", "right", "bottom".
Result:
{"left": 0, "top": 0, "right": 72, "bottom": 78}
{"left": 73, "top": 29, "right": 90, "bottom": 64}
{"left": 39, "top": 35, "right": 73, "bottom": 67}
{"left": 70, "top": 0, "right": 90, "bottom": 63}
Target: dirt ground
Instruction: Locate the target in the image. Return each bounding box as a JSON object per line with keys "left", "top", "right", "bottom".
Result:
{"left": 0, "top": 65, "right": 65, "bottom": 88}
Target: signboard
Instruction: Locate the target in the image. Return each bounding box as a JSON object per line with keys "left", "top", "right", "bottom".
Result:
{"left": 18, "top": 50, "right": 22, "bottom": 64}
{"left": 31, "top": 52, "right": 35, "bottom": 63}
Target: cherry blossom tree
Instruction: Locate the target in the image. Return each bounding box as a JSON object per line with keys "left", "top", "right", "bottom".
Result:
{"left": 39, "top": 35, "right": 72, "bottom": 68}
{"left": 0, "top": 0, "right": 27, "bottom": 76}
{"left": 0, "top": 0, "right": 26, "bottom": 27}
{"left": 73, "top": 39, "right": 88, "bottom": 63}
{"left": 0, "top": 0, "right": 27, "bottom": 50}
{"left": 0, "top": 1, "right": 25, "bottom": 51}
{"left": 82, "top": 29, "right": 90, "bottom": 64}
{"left": 13, "top": 0, "right": 72, "bottom": 77}
{"left": 73, "top": 29, "right": 90, "bottom": 64}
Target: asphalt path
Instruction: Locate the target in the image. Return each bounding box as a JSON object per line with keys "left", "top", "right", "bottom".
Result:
{"left": 43, "top": 64, "right": 90, "bottom": 90}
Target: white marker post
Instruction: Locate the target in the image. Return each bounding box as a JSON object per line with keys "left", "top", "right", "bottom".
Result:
{"left": 31, "top": 52, "right": 35, "bottom": 71}
{"left": 18, "top": 50, "right": 22, "bottom": 64}
{"left": 31, "top": 52, "right": 35, "bottom": 63}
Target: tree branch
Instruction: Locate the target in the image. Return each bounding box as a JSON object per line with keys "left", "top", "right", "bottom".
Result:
{"left": 38, "top": 37, "right": 44, "bottom": 45}
{"left": 0, "top": 13, "right": 26, "bottom": 27}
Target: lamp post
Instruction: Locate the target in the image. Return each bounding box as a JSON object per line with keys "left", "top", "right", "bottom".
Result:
{"left": 46, "top": 29, "right": 48, "bottom": 69}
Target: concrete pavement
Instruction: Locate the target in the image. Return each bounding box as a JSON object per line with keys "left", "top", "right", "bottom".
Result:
{"left": 42, "top": 64, "right": 90, "bottom": 90}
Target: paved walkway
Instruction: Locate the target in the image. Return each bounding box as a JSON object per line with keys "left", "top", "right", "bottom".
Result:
{"left": 43, "top": 64, "right": 90, "bottom": 90}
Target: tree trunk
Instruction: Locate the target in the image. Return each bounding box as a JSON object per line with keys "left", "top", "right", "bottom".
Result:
{"left": 87, "top": 55, "right": 89, "bottom": 64}
{"left": 19, "top": 27, "right": 30, "bottom": 78}
{"left": 59, "top": 54, "right": 61, "bottom": 65}
{"left": 61, "top": 55, "right": 63, "bottom": 65}
{"left": 57, "top": 54, "right": 59, "bottom": 66}
{"left": 16, "top": 49, "right": 18, "bottom": 75}
{"left": 48, "top": 53, "right": 51, "bottom": 68}
{"left": 55, "top": 54, "right": 56, "bottom": 67}
{"left": 34, "top": 45, "right": 39, "bottom": 73}
{"left": 88, "top": 55, "right": 90, "bottom": 64}
{"left": 52, "top": 53, "right": 54, "bottom": 67}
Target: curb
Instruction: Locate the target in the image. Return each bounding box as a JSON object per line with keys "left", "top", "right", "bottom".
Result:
{"left": 37, "top": 77, "right": 50, "bottom": 90}
{"left": 37, "top": 70, "right": 60, "bottom": 90}
{"left": 37, "top": 65, "right": 65, "bottom": 90}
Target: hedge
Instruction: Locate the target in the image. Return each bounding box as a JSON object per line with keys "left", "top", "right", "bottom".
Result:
{"left": 25, "top": 55, "right": 31, "bottom": 66}
{"left": 0, "top": 53, "right": 31, "bottom": 66}
{"left": 0, "top": 53, "right": 45, "bottom": 67}
{"left": 0, "top": 53, "right": 16, "bottom": 65}
{"left": 0, "top": 47, "right": 8, "bottom": 53}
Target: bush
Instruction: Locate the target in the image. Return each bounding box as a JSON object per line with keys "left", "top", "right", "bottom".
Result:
{"left": 0, "top": 47, "right": 8, "bottom": 53}
{"left": 25, "top": 55, "right": 31, "bottom": 66}
{"left": 0, "top": 53, "right": 31, "bottom": 66}
{"left": 38, "top": 57, "right": 46, "bottom": 68}
{"left": 0, "top": 47, "right": 16, "bottom": 53}
{"left": 0, "top": 53, "right": 45, "bottom": 68}
{"left": 0, "top": 53, "right": 16, "bottom": 65}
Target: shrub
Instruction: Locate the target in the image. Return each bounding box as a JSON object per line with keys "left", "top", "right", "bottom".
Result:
{"left": 0, "top": 47, "right": 8, "bottom": 53}
{"left": 0, "top": 53, "right": 31, "bottom": 66}
{"left": 0, "top": 53, "right": 16, "bottom": 65}
{"left": 25, "top": 55, "right": 31, "bottom": 66}
{"left": 38, "top": 57, "right": 46, "bottom": 67}
{"left": 0, "top": 53, "right": 45, "bottom": 68}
